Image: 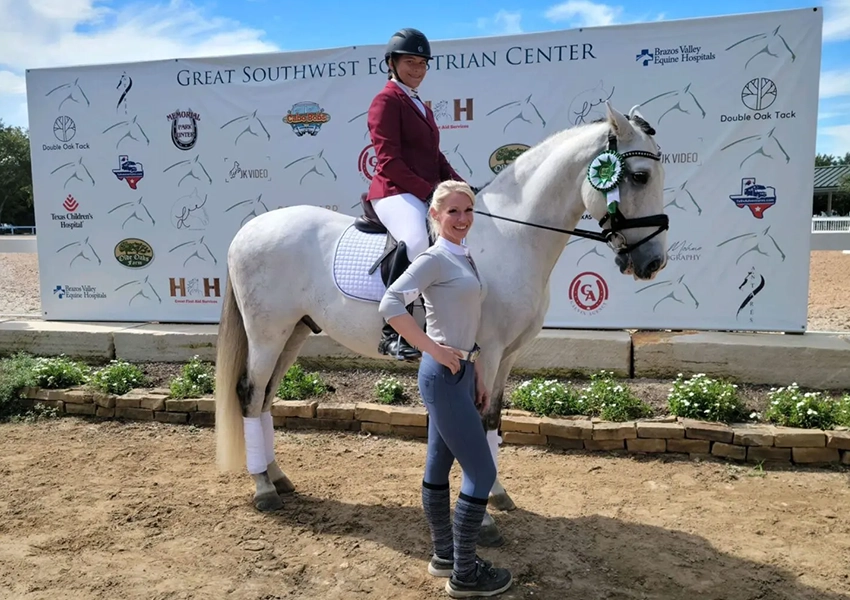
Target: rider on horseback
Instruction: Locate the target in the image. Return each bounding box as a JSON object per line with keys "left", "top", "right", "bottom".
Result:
{"left": 365, "top": 27, "right": 467, "bottom": 361}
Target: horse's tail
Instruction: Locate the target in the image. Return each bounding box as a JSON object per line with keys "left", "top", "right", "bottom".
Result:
{"left": 215, "top": 268, "right": 249, "bottom": 472}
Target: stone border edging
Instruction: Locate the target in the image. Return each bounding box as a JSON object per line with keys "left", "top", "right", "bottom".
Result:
{"left": 18, "top": 386, "right": 850, "bottom": 467}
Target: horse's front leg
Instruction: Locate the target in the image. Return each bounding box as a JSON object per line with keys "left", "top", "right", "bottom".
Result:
{"left": 485, "top": 352, "right": 519, "bottom": 512}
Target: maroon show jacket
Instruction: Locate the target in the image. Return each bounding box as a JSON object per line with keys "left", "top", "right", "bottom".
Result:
{"left": 365, "top": 80, "right": 464, "bottom": 202}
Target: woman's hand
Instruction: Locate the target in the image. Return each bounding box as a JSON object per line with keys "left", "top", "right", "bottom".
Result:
{"left": 432, "top": 344, "right": 465, "bottom": 374}
{"left": 474, "top": 367, "right": 490, "bottom": 414}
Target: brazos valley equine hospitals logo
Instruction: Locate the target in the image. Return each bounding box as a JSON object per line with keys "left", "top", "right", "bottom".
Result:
{"left": 167, "top": 108, "right": 200, "bottom": 150}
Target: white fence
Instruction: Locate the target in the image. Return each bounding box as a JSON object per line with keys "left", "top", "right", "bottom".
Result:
{"left": 811, "top": 217, "right": 850, "bottom": 232}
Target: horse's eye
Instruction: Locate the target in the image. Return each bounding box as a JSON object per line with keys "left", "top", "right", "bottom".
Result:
{"left": 632, "top": 172, "right": 649, "bottom": 185}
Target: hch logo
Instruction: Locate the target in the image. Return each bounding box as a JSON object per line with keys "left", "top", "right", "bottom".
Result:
{"left": 169, "top": 277, "right": 221, "bottom": 299}
{"left": 424, "top": 98, "right": 474, "bottom": 130}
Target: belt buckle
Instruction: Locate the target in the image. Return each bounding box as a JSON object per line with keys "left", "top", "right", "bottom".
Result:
{"left": 467, "top": 344, "right": 481, "bottom": 362}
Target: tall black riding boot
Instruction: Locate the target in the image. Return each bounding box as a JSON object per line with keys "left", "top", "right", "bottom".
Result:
{"left": 378, "top": 241, "right": 421, "bottom": 361}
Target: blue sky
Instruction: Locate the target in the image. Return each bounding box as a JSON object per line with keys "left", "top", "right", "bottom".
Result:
{"left": 2, "top": 0, "right": 849, "bottom": 156}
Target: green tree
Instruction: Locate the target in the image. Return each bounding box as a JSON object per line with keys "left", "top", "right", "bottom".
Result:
{"left": 0, "top": 120, "right": 34, "bottom": 226}
{"left": 816, "top": 152, "right": 850, "bottom": 166}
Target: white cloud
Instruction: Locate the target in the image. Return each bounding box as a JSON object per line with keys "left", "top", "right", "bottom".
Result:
{"left": 823, "top": 0, "right": 850, "bottom": 42}
{"left": 544, "top": 1, "right": 623, "bottom": 27}
{"left": 818, "top": 124, "right": 850, "bottom": 155}
{"left": 0, "top": 0, "right": 279, "bottom": 128}
{"left": 476, "top": 9, "right": 523, "bottom": 35}
{"left": 820, "top": 69, "right": 850, "bottom": 99}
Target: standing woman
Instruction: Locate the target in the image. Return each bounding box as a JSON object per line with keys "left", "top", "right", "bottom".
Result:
{"left": 366, "top": 27, "right": 466, "bottom": 361}
{"left": 379, "top": 180, "right": 513, "bottom": 598}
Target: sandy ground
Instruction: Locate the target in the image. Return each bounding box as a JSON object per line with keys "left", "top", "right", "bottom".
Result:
{"left": 0, "top": 418, "right": 848, "bottom": 600}
{"left": 1, "top": 251, "right": 848, "bottom": 331}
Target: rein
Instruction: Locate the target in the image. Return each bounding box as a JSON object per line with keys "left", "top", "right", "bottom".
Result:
{"left": 472, "top": 130, "right": 669, "bottom": 255}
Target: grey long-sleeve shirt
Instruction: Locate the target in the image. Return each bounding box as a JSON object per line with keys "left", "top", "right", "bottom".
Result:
{"left": 378, "top": 237, "right": 486, "bottom": 352}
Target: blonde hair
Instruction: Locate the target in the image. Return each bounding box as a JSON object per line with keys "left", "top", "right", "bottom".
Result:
{"left": 428, "top": 180, "right": 476, "bottom": 237}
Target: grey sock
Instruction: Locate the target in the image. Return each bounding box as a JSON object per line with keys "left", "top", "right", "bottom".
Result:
{"left": 422, "top": 482, "right": 453, "bottom": 560}
{"left": 452, "top": 493, "right": 488, "bottom": 581}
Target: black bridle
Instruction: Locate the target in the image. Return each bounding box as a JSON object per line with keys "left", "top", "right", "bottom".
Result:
{"left": 472, "top": 130, "right": 669, "bottom": 255}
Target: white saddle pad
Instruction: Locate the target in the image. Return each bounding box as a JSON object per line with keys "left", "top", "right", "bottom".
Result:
{"left": 332, "top": 224, "right": 388, "bottom": 302}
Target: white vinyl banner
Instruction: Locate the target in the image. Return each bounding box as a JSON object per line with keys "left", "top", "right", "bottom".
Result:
{"left": 25, "top": 7, "right": 822, "bottom": 331}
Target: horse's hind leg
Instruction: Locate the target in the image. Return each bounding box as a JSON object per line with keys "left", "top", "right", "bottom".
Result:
{"left": 240, "top": 326, "right": 296, "bottom": 512}
{"left": 262, "top": 322, "right": 312, "bottom": 496}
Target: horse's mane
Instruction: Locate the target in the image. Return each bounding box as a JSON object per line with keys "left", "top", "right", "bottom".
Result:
{"left": 474, "top": 113, "right": 656, "bottom": 195}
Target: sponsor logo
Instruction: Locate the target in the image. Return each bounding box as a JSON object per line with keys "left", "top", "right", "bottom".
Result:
{"left": 221, "top": 109, "right": 271, "bottom": 145}
{"left": 667, "top": 239, "right": 702, "bottom": 261}
{"left": 112, "top": 155, "right": 144, "bottom": 189}
{"left": 171, "top": 188, "right": 209, "bottom": 230}
{"left": 43, "top": 116, "right": 90, "bottom": 152}
{"left": 116, "top": 72, "right": 132, "bottom": 114}
{"left": 169, "top": 277, "right": 222, "bottom": 304}
{"left": 52, "top": 284, "right": 106, "bottom": 300}
{"left": 358, "top": 144, "right": 377, "bottom": 181}
{"left": 567, "top": 82, "right": 614, "bottom": 126}
{"left": 736, "top": 266, "right": 766, "bottom": 323}
{"left": 167, "top": 108, "right": 200, "bottom": 150}
{"left": 568, "top": 271, "right": 609, "bottom": 315}
{"left": 283, "top": 101, "right": 331, "bottom": 136}
{"left": 114, "top": 238, "right": 154, "bottom": 269}
{"left": 661, "top": 151, "right": 700, "bottom": 165}
{"left": 224, "top": 158, "right": 272, "bottom": 183}
{"left": 487, "top": 95, "right": 546, "bottom": 133}
{"left": 635, "top": 45, "right": 715, "bottom": 67}
{"left": 721, "top": 77, "right": 794, "bottom": 123}
{"left": 489, "top": 143, "right": 529, "bottom": 174}
{"left": 51, "top": 194, "right": 93, "bottom": 230}
{"left": 729, "top": 177, "right": 776, "bottom": 218}
{"left": 424, "top": 98, "right": 473, "bottom": 130}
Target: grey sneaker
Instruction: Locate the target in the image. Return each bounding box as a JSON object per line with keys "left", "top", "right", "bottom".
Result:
{"left": 428, "top": 555, "right": 493, "bottom": 578}
{"left": 445, "top": 560, "right": 512, "bottom": 598}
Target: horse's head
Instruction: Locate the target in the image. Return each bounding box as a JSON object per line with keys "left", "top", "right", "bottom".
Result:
{"left": 582, "top": 102, "right": 668, "bottom": 280}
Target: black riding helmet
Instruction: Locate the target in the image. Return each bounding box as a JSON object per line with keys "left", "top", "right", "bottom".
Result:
{"left": 384, "top": 28, "right": 431, "bottom": 83}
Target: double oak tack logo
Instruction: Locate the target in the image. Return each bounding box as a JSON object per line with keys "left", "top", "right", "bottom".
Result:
{"left": 114, "top": 238, "right": 154, "bottom": 269}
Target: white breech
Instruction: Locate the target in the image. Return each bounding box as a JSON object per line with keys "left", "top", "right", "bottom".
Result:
{"left": 371, "top": 193, "right": 430, "bottom": 263}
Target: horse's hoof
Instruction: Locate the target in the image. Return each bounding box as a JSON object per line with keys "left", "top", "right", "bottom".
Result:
{"left": 254, "top": 491, "right": 284, "bottom": 512}
{"left": 477, "top": 522, "right": 505, "bottom": 548}
{"left": 488, "top": 492, "right": 517, "bottom": 512}
{"left": 272, "top": 475, "right": 295, "bottom": 495}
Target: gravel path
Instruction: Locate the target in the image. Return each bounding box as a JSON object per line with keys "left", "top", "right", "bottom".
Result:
{"left": 1, "top": 251, "right": 848, "bottom": 331}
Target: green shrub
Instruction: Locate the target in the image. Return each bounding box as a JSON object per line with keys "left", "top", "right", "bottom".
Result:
{"left": 0, "top": 353, "right": 38, "bottom": 420}
{"left": 31, "top": 355, "right": 91, "bottom": 389}
{"left": 579, "top": 370, "right": 652, "bottom": 422}
{"left": 375, "top": 376, "right": 405, "bottom": 405}
{"left": 169, "top": 355, "right": 215, "bottom": 399}
{"left": 277, "top": 363, "right": 327, "bottom": 400}
{"left": 835, "top": 394, "right": 850, "bottom": 428}
{"left": 764, "top": 383, "right": 840, "bottom": 430}
{"left": 667, "top": 373, "right": 745, "bottom": 423}
{"left": 89, "top": 360, "right": 148, "bottom": 395}
{"left": 510, "top": 378, "right": 583, "bottom": 417}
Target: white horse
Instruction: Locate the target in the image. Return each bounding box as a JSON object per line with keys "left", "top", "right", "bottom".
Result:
{"left": 213, "top": 103, "right": 669, "bottom": 546}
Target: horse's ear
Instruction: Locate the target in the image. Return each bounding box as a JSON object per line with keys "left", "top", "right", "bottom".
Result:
{"left": 605, "top": 101, "right": 633, "bottom": 141}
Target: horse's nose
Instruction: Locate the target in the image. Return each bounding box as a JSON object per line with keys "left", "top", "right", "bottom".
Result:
{"left": 636, "top": 258, "right": 664, "bottom": 279}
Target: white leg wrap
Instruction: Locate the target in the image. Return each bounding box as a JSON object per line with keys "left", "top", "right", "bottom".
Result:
{"left": 261, "top": 411, "right": 275, "bottom": 465}
{"left": 487, "top": 429, "right": 502, "bottom": 469}
{"left": 243, "top": 416, "right": 267, "bottom": 474}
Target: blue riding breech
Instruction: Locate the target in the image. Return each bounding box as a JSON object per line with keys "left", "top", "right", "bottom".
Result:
{"left": 418, "top": 352, "right": 496, "bottom": 499}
